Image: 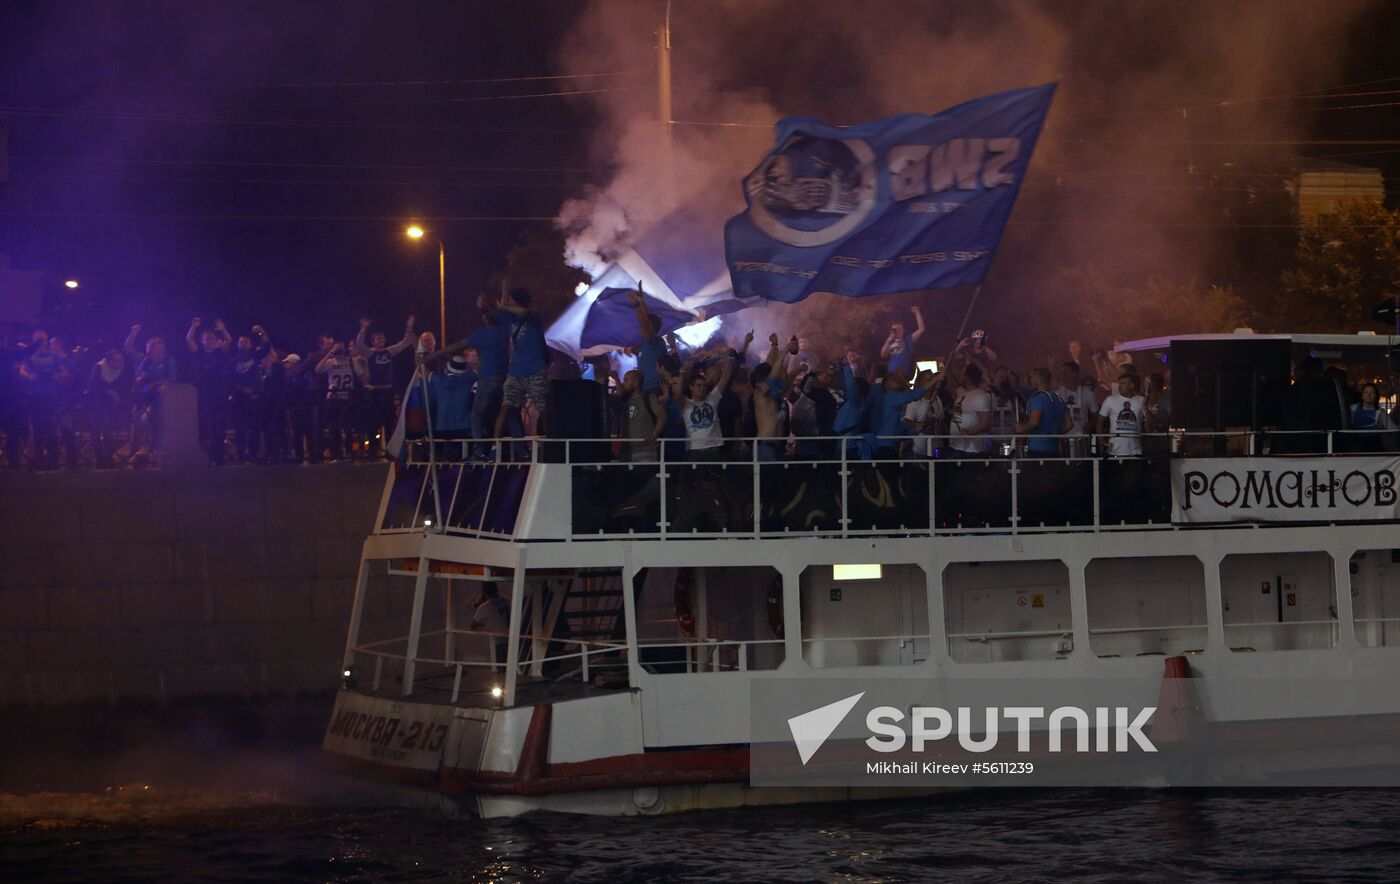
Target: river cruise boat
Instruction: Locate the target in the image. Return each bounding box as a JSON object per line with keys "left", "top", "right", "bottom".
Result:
{"left": 325, "top": 330, "right": 1400, "bottom": 816}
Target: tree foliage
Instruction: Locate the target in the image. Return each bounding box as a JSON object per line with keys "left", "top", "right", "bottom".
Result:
{"left": 1276, "top": 200, "right": 1400, "bottom": 332}
{"left": 1057, "top": 267, "right": 1252, "bottom": 347}
{"left": 490, "top": 227, "right": 590, "bottom": 326}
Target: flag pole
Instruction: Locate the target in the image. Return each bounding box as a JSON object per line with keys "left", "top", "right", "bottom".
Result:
{"left": 952, "top": 284, "right": 983, "bottom": 343}
{"left": 416, "top": 344, "right": 444, "bottom": 532}
{"left": 657, "top": 1, "right": 675, "bottom": 210}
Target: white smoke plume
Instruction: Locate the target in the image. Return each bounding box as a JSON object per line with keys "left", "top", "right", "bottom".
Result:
{"left": 556, "top": 186, "right": 630, "bottom": 278}
{"left": 553, "top": 0, "right": 1382, "bottom": 356}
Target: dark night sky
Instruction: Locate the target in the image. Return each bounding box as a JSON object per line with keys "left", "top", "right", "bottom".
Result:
{"left": 0, "top": 0, "right": 602, "bottom": 349}
{"left": 1, "top": 0, "right": 1397, "bottom": 354}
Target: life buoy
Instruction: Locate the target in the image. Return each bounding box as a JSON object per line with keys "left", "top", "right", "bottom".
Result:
{"left": 674, "top": 568, "right": 696, "bottom": 635}
{"left": 766, "top": 573, "right": 785, "bottom": 639}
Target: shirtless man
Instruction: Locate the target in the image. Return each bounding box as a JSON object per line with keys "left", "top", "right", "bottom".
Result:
{"left": 752, "top": 333, "right": 799, "bottom": 461}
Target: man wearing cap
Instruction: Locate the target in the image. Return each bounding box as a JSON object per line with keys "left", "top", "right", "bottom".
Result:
{"left": 430, "top": 353, "right": 477, "bottom": 447}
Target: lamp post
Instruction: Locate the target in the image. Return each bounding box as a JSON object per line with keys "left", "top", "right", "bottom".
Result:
{"left": 405, "top": 225, "right": 446, "bottom": 342}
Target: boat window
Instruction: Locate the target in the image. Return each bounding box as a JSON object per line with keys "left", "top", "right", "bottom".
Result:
{"left": 800, "top": 564, "right": 929, "bottom": 668}
{"left": 633, "top": 567, "right": 784, "bottom": 672}
{"left": 1220, "top": 552, "right": 1338, "bottom": 652}
{"left": 943, "top": 561, "right": 1073, "bottom": 663}
{"left": 1350, "top": 550, "right": 1400, "bottom": 648}
{"left": 1086, "top": 557, "right": 1207, "bottom": 658}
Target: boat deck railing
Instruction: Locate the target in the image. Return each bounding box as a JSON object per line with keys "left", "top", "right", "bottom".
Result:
{"left": 347, "top": 618, "right": 1354, "bottom": 701}
{"left": 347, "top": 628, "right": 628, "bottom": 701}
{"left": 377, "top": 429, "right": 1399, "bottom": 541}
{"left": 347, "top": 627, "right": 802, "bottom": 699}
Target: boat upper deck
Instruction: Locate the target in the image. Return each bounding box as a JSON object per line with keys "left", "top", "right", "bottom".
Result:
{"left": 375, "top": 431, "right": 1400, "bottom": 544}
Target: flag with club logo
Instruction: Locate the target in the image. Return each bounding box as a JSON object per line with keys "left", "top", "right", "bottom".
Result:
{"left": 724, "top": 84, "right": 1055, "bottom": 303}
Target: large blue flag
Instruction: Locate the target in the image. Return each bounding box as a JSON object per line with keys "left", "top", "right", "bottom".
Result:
{"left": 578, "top": 287, "right": 696, "bottom": 351}
{"left": 724, "top": 84, "right": 1055, "bottom": 303}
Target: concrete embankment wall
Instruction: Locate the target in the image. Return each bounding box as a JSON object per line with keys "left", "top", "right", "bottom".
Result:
{"left": 0, "top": 464, "right": 397, "bottom": 707}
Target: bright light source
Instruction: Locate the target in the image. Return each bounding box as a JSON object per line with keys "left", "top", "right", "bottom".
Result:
{"left": 64, "top": 279, "right": 80, "bottom": 289}
{"left": 342, "top": 668, "right": 353, "bottom": 679}
{"left": 423, "top": 518, "right": 433, "bottom": 527}
{"left": 490, "top": 686, "right": 504, "bottom": 699}
{"left": 916, "top": 360, "right": 939, "bottom": 375}
{"left": 405, "top": 225, "right": 425, "bottom": 240}
{"left": 573, "top": 281, "right": 589, "bottom": 296}
{"left": 833, "top": 564, "right": 882, "bottom": 581}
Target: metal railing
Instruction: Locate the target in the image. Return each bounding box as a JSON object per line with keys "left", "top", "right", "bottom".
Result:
{"left": 633, "top": 637, "right": 787, "bottom": 673}
{"left": 347, "top": 628, "right": 628, "bottom": 699}
{"left": 380, "top": 429, "right": 1400, "bottom": 541}
{"left": 347, "top": 627, "right": 798, "bottom": 700}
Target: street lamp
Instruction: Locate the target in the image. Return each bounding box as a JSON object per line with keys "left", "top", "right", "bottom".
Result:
{"left": 64, "top": 279, "right": 80, "bottom": 289}
{"left": 405, "top": 225, "right": 445, "bottom": 342}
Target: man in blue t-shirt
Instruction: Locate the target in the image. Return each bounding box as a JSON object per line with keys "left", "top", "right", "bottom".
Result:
{"left": 493, "top": 287, "right": 550, "bottom": 453}
{"left": 430, "top": 354, "right": 477, "bottom": 442}
{"left": 879, "top": 305, "right": 925, "bottom": 382}
{"left": 871, "top": 372, "right": 925, "bottom": 459}
{"left": 433, "top": 294, "right": 510, "bottom": 459}
{"left": 1016, "top": 367, "right": 1071, "bottom": 456}
{"left": 629, "top": 288, "right": 669, "bottom": 393}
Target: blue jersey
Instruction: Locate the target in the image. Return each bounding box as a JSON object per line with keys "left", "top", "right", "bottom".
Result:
{"left": 466, "top": 324, "right": 509, "bottom": 379}
{"left": 863, "top": 385, "right": 886, "bottom": 435}
{"left": 886, "top": 336, "right": 913, "bottom": 380}
{"left": 136, "top": 356, "right": 176, "bottom": 393}
{"left": 832, "top": 363, "right": 867, "bottom": 434}
{"left": 366, "top": 349, "right": 396, "bottom": 388}
{"left": 638, "top": 335, "right": 667, "bottom": 391}
{"left": 23, "top": 349, "right": 64, "bottom": 398}
{"left": 501, "top": 312, "right": 547, "bottom": 377}
{"left": 1026, "top": 390, "right": 1066, "bottom": 454}
{"left": 430, "top": 370, "right": 477, "bottom": 434}
{"left": 875, "top": 388, "right": 922, "bottom": 443}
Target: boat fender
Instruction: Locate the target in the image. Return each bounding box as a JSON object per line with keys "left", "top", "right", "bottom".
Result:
{"left": 632, "top": 786, "right": 663, "bottom": 814}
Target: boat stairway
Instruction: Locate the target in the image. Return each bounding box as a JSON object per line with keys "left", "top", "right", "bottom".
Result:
{"left": 547, "top": 571, "right": 629, "bottom": 683}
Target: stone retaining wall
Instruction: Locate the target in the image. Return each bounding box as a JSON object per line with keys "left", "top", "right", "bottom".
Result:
{"left": 0, "top": 463, "right": 397, "bottom": 706}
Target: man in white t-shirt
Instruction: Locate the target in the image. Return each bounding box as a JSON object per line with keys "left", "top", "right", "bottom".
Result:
{"left": 948, "top": 363, "right": 991, "bottom": 456}
{"left": 1097, "top": 372, "right": 1145, "bottom": 457}
{"left": 903, "top": 370, "right": 945, "bottom": 457}
{"left": 679, "top": 353, "right": 736, "bottom": 460}
{"left": 1055, "top": 360, "right": 1098, "bottom": 457}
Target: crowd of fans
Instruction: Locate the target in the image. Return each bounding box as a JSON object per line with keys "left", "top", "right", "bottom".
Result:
{"left": 4, "top": 294, "right": 1396, "bottom": 472}
{"left": 420, "top": 298, "right": 1397, "bottom": 464}
{"left": 590, "top": 302, "right": 1178, "bottom": 465}
{"left": 1, "top": 314, "right": 422, "bottom": 469}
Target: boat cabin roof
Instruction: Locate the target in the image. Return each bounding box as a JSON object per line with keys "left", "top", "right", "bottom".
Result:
{"left": 1117, "top": 331, "right": 1398, "bottom": 364}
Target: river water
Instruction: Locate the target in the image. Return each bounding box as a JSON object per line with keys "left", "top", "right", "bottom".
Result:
{"left": 4, "top": 701, "right": 1399, "bottom": 881}
{"left": 6, "top": 783, "right": 1400, "bottom": 881}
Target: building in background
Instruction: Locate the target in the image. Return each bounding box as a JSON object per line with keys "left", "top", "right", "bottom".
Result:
{"left": 1288, "top": 157, "right": 1385, "bottom": 222}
